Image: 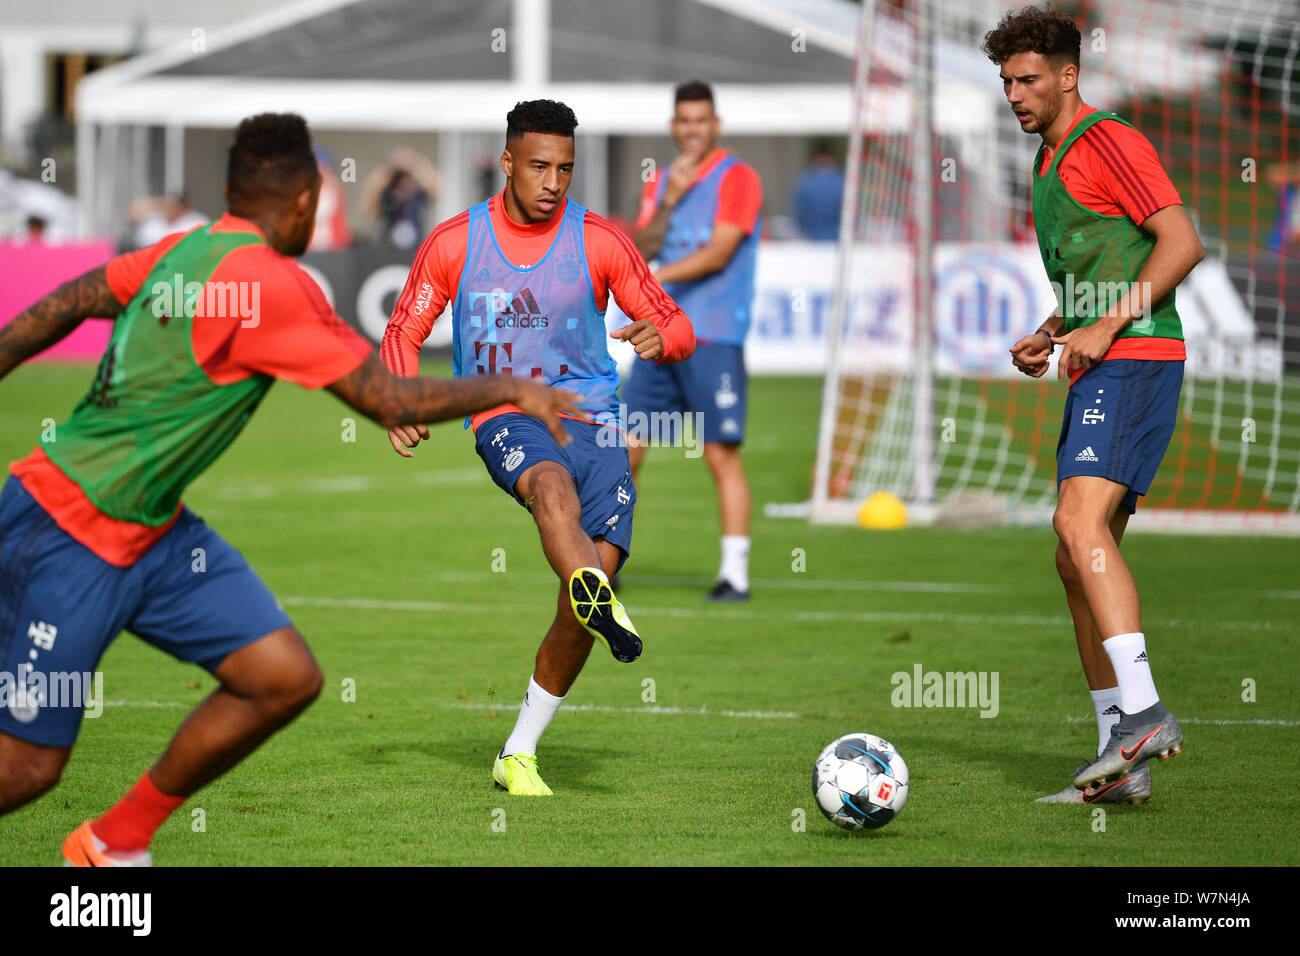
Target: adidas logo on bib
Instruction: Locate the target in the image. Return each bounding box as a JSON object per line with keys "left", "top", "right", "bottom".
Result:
{"left": 1075, "top": 446, "right": 1099, "bottom": 462}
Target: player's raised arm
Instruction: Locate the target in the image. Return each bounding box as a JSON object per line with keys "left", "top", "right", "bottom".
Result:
{"left": 0, "top": 266, "right": 122, "bottom": 379}
{"left": 592, "top": 215, "right": 695, "bottom": 364}
{"left": 633, "top": 151, "right": 702, "bottom": 261}
{"left": 653, "top": 160, "right": 762, "bottom": 284}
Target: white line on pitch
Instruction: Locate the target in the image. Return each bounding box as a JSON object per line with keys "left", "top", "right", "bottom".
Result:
{"left": 212, "top": 467, "right": 485, "bottom": 500}
{"left": 1066, "top": 715, "right": 1300, "bottom": 727}
{"left": 282, "top": 596, "right": 496, "bottom": 613}
{"left": 279, "top": 595, "right": 1293, "bottom": 632}
{"left": 420, "top": 570, "right": 1008, "bottom": 593}
{"left": 441, "top": 701, "right": 799, "bottom": 719}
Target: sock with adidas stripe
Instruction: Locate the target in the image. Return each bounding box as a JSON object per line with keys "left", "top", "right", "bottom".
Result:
{"left": 1102, "top": 632, "right": 1160, "bottom": 714}
{"left": 502, "top": 676, "right": 565, "bottom": 758}
{"left": 1089, "top": 686, "right": 1123, "bottom": 756}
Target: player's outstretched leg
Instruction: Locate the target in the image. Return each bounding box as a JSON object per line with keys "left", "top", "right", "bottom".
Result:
{"left": 494, "top": 539, "right": 628, "bottom": 795}
{"left": 518, "top": 460, "right": 640, "bottom": 663}
{"left": 1037, "top": 507, "right": 1157, "bottom": 804}
{"left": 62, "top": 626, "right": 323, "bottom": 866}
{"left": 569, "top": 567, "right": 641, "bottom": 663}
{"left": 1058, "top": 510, "right": 1129, "bottom": 753}
{"left": 1053, "top": 476, "right": 1182, "bottom": 788}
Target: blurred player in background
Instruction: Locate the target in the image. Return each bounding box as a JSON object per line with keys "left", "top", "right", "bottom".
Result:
{"left": 791, "top": 143, "right": 845, "bottom": 242}
{"left": 361, "top": 147, "right": 442, "bottom": 250}
{"left": 991, "top": 7, "right": 1204, "bottom": 804}
{"left": 628, "top": 80, "right": 763, "bottom": 601}
{"left": 382, "top": 99, "right": 694, "bottom": 796}
{"left": 309, "top": 147, "right": 354, "bottom": 251}
{"left": 0, "top": 113, "right": 575, "bottom": 865}
{"left": 128, "top": 193, "right": 208, "bottom": 249}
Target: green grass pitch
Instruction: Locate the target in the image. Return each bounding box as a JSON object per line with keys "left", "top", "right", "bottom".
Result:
{"left": 1, "top": 361, "right": 1298, "bottom": 866}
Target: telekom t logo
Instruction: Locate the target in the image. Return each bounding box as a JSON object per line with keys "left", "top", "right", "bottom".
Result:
{"left": 473, "top": 341, "right": 568, "bottom": 379}
{"left": 475, "top": 341, "right": 513, "bottom": 375}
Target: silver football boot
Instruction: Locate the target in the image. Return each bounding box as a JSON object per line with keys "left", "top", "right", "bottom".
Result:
{"left": 1074, "top": 701, "right": 1183, "bottom": 789}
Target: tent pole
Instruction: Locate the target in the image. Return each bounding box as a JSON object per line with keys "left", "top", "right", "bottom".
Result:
{"left": 513, "top": 0, "right": 551, "bottom": 87}
{"left": 76, "top": 119, "right": 95, "bottom": 239}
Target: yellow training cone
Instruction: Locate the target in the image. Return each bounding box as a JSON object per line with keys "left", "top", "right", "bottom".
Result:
{"left": 857, "top": 491, "right": 907, "bottom": 530}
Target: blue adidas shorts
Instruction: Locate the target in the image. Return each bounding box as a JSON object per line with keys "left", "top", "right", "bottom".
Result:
{"left": 621, "top": 342, "right": 747, "bottom": 445}
{"left": 1056, "top": 359, "right": 1184, "bottom": 514}
{"left": 475, "top": 413, "right": 635, "bottom": 571}
{"left": 0, "top": 476, "right": 292, "bottom": 747}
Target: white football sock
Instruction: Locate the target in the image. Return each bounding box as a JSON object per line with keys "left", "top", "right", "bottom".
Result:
{"left": 1102, "top": 632, "right": 1160, "bottom": 715}
{"left": 1089, "top": 686, "right": 1122, "bottom": 757}
{"left": 718, "top": 535, "right": 750, "bottom": 591}
{"left": 501, "top": 676, "right": 565, "bottom": 757}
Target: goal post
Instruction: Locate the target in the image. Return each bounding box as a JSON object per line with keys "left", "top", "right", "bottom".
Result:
{"left": 810, "top": 0, "right": 1300, "bottom": 534}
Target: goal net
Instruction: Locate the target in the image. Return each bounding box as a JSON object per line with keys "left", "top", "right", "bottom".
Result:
{"left": 810, "top": 0, "right": 1300, "bottom": 534}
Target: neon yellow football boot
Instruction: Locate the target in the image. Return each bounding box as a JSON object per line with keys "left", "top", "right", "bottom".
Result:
{"left": 569, "top": 567, "right": 642, "bottom": 663}
{"left": 493, "top": 752, "right": 554, "bottom": 796}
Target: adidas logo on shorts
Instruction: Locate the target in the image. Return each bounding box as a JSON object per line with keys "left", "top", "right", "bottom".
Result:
{"left": 1075, "top": 446, "right": 1099, "bottom": 462}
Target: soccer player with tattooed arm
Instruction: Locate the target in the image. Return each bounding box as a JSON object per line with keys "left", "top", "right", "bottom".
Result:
{"left": 0, "top": 113, "right": 576, "bottom": 865}
{"left": 986, "top": 6, "right": 1205, "bottom": 806}
{"left": 381, "top": 99, "right": 694, "bottom": 796}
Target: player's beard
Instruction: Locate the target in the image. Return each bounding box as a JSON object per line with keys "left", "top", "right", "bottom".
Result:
{"left": 1028, "top": 88, "right": 1064, "bottom": 136}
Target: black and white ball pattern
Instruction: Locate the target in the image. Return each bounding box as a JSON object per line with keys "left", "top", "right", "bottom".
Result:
{"left": 813, "top": 733, "right": 910, "bottom": 830}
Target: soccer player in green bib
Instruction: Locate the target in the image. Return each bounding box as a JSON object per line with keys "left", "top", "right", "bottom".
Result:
{"left": 0, "top": 113, "right": 576, "bottom": 864}
{"left": 986, "top": 7, "right": 1205, "bottom": 804}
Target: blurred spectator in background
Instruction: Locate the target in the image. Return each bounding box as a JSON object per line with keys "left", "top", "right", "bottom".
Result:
{"left": 361, "top": 147, "right": 441, "bottom": 249}
{"left": 0, "top": 168, "right": 78, "bottom": 242}
{"left": 1266, "top": 160, "right": 1300, "bottom": 255}
{"left": 129, "top": 194, "right": 207, "bottom": 248}
{"left": 790, "top": 143, "right": 845, "bottom": 241}
{"left": 23, "top": 215, "right": 48, "bottom": 244}
{"left": 309, "top": 148, "right": 353, "bottom": 252}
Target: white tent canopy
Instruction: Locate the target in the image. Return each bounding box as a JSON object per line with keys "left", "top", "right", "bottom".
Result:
{"left": 76, "top": 0, "right": 862, "bottom": 133}
{"left": 72, "top": 0, "right": 1010, "bottom": 235}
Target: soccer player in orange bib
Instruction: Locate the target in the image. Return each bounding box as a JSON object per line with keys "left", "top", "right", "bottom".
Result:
{"left": 0, "top": 113, "right": 576, "bottom": 864}
{"left": 382, "top": 100, "right": 694, "bottom": 795}
{"left": 988, "top": 8, "right": 1205, "bottom": 804}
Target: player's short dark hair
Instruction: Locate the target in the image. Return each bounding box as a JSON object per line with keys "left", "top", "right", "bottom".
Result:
{"left": 674, "top": 80, "right": 714, "bottom": 106}
{"left": 982, "top": 5, "right": 1081, "bottom": 70}
{"left": 226, "top": 113, "right": 318, "bottom": 203}
{"left": 505, "top": 99, "right": 578, "bottom": 143}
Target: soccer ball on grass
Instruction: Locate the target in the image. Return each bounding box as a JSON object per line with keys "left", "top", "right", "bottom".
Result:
{"left": 812, "top": 733, "right": 909, "bottom": 830}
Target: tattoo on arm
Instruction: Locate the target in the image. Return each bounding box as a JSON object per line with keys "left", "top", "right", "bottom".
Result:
{"left": 326, "top": 352, "right": 523, "bottom": 428}
{"left": 0, "top": 266, "right": 122, "bottom": 380}
{"left": 633, "top": 202, "right": 675, "bottom": 262}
